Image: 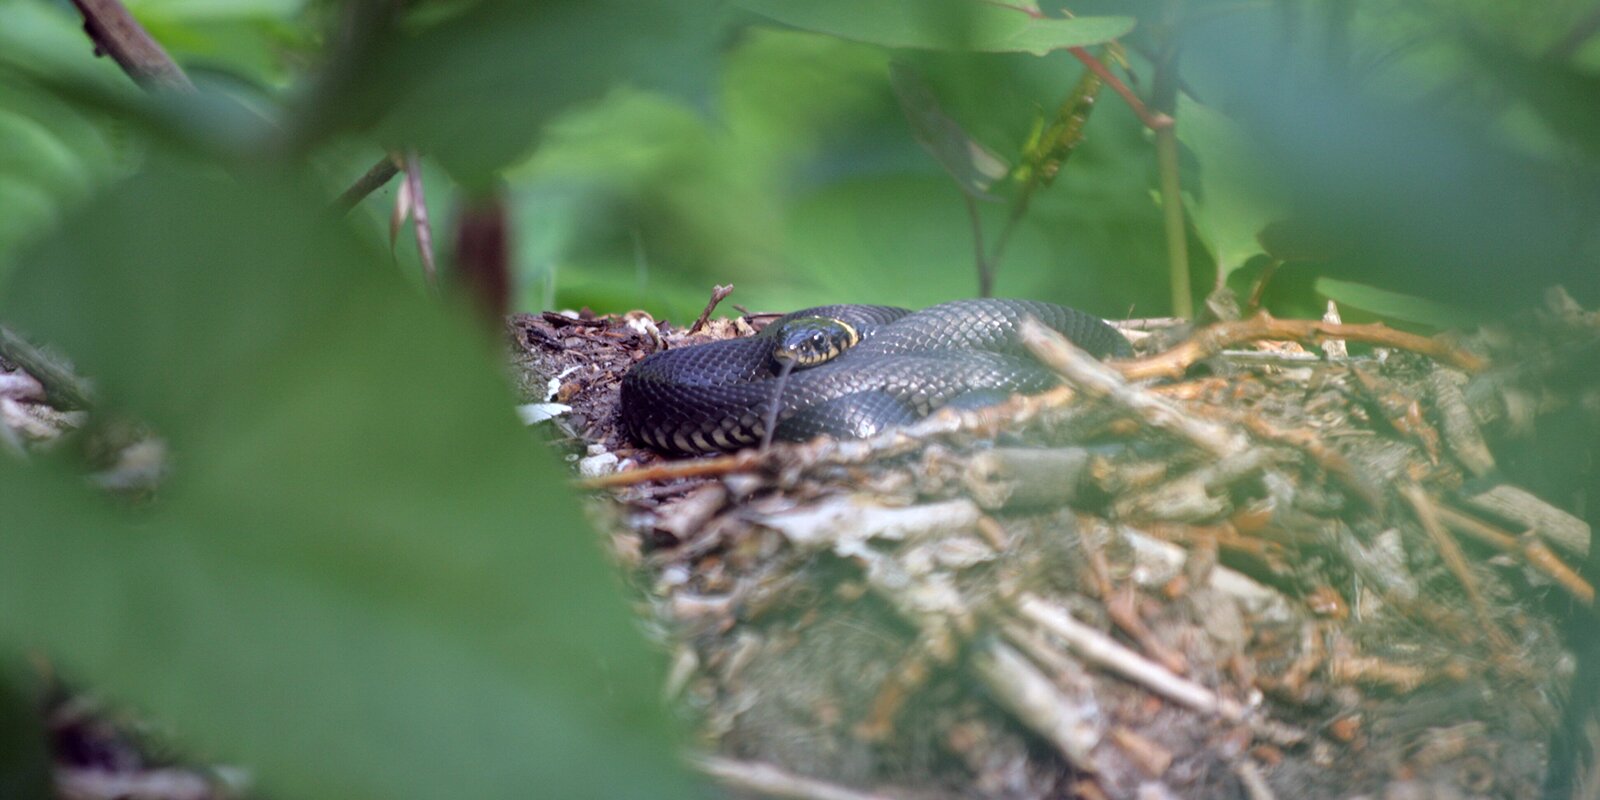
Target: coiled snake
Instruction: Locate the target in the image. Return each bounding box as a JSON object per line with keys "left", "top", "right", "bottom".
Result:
{"left": 620, "top": 299, "right": 1131, "bottom": 455}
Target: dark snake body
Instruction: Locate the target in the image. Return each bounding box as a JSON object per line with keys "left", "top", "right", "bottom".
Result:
{"left": 621, "top": 299, "right": 1132, "bottom": 455}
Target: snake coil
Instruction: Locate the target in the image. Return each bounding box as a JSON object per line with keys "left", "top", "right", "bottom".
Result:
{"left": 620, "top": 299, "right": 1131, "bottom": 455}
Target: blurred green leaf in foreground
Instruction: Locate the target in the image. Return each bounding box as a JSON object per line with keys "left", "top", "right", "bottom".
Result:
{"left": 0, "top": 162, "right": 697, "bottom": 799}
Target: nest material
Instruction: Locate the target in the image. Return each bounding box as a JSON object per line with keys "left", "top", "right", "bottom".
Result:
{"left": 513, "top": 298, "right": 1600, "bottom": 800}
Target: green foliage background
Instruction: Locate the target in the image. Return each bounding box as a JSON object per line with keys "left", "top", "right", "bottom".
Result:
{"left": 1, "top": 0, "right": 1598, "bottom": 797}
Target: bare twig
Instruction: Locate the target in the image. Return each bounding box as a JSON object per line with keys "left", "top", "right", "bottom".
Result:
{"left": 55, "top": 767, "right": 215, "bottom": 800}
{"left": 1013, "top": 593, "right": 1306, "bottom": 746}
{"left": 1428, "top": 366, "right": 1495, "bottom": 477}
{"left": 1456, "top": 483, "right": 1589, "bottom": 556}
{"left": 402, "top": 150, "right": 436, "bottom": 288}
{"left": 0, "top": 326, "right": 92, "bottom": 410}
{"left": 581, "top": 450, "right": 762, "bottom": 488}
{"left": 695, "top": 757, "right": 912, "bottom": 800}
{"left": 1434, "top": 503, "right": 1593, "bottom": 605}
{"left": 1120, "top": 311, "right": 1489, "bottom": 380}
{"left": 1068, "top": 47, "right": 1173, "bottom": 131}
{"left": 974, "top": 640, "right": 1104, "bottom": 769}
{"left": 963, "top": 194, "right": 993, "bottom": 297}
{"left": 1398, "top": 483, "right": 1516, "bottom": 654}
{"left": 1222, "top": 406, "right": 1384, "bottom": 509}
{"left": 1019, "top": 317, "right": 1248, "bottom": 458}
{"left": 1235, "top": 758, "right": 1278, "bottom": 800}
{"left": 334, "top": 153, "right": 402, "bottom": 215}
{"left": 1243, "top": 258, "right": 1283, "bottom": 312}
{"left": 69, "top": 0, "right": 194, "bottom": 92}
{"left": 689, "top": 284, "right": 735, "bottom": 335}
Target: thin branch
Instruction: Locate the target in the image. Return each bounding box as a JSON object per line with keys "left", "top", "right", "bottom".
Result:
{"left": 1068, "top": 47, "right": 1173, "bottom": 131}
{"left": 334, "top": 154, "right": 402, "bottom": 215}
{"left": 1013, "top": 593, "right": 1306, "bottom": 745}
{"left": 695, "top": 756, "right": 912, "bottom": 800}
{"left": 962, "top": 194, "right": 994, "bottom": 297}
{"left": 689, "top": 284, "right": 735, "bottom": 335}
{"left": 1018, "top": 318, "right": 1248, "bottom": 459}
{"left": 402, "top": 150, "right": 437, "bottom": 289}
{"left": 1398, "top": 483, "right": 1516, "bottom": 654}
{"left": 69, "top": 0, "right": 193, "bottom": 93}
{"left": 0, "top": 326, "right": 92, "bottom": 410}
{"left": 1434, "top": 504, "right": 1593, "bottom": 605}
{"left": 1118, "top": 311, "right": 1489, "bottom": 380}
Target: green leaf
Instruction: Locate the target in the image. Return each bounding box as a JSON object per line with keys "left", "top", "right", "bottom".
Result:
{"left": 0, "top": 81, "right": 125, "bottom": 280}
{"left": 1176, "top": 94, "right": 1283, "bottom": 286}
{"left": 1314, "top": 277, "right": 1475, "bottom": 329}
{"left": 890, "top": 62, "right": 1008, "bottom": 199}
{"left": 125, "top": 0, "right": 308, "bottom": 20}
{"left": 0, "top": 164, "right": 697, "bottom": 800}
{"left": 737, "top": 0, "right": 1134, "bottom": 55}
{"left": 348, "top": 0, "right": 724, "bottom": 182}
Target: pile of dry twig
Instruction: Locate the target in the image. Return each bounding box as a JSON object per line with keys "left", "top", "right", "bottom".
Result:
{"left": 511, "top": 290, "right": 1600, "bottom": 800}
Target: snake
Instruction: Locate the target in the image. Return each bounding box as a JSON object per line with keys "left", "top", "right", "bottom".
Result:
{"left": 620, "top": 299, "right": 1132, "bottom": 455}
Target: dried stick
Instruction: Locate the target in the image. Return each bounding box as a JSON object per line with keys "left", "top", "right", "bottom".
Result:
{"left": 695, "top": 757, "right": 910, "bottom": 800}
{"left": 1214, "top": 404, "right": 1384, "bottom": 509}
{"left": 1235, "top": 759, "right": 1279, "bottom": 800}
{"left": 963, "top": 193, "right": 994, "bottom": 297}
{"left": 1120, "top": 312, "right": 1489, "bottom": 381}
{"left": 1068, "top": 47, "right": 1173, "bottom": 131}
{"left": 974, "top": 639, "right": 1104, "bottom": 770}
{"left": 1017, "top": 594, "right": 1237, "bottom": 719}
{"left": 1019, "top": 317, "right": 1248, "bottom": 458}
{"left": 1434, "top": 504, "right": 1592, "bottom": 605}
{"left": 689, "top": 284, "right": 735, "bottom": 335}
{"left": 581, "top": 451, "right": 760, "bottom": 488}
{"left": 1398, "top": 483, "right": 1515, "bottom": 653}
{"left": 1457, "top": 483, "right": 1589, "bottom": 556}
{"left": 0, "top": 326, "right": 92, "bottom": 410}
{"left": 582, "top": 385, "right": 1083, "bottom": 488}
{"left": 1014, "top": 594, "right": 1306, "bottom": 745}
{"left": 70, "top": 0, "right": 193, "bottom": 92}
{"left": 403, "top": 150, "right": 436, "bottom": 288}
{"left": 334, "top": 153, "right": 402, "bottom": 215}
{"left": 1428, "top": 366, "right": 1495, "bottom": 477}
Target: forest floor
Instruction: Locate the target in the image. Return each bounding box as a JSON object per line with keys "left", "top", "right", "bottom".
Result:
{"left": 510, "top": 294, "right": 1599, "bottom": 800}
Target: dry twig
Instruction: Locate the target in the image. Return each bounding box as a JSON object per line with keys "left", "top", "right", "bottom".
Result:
{"left": 1434, "top": 504, "right": 1593, "bottom": 605}
{"left": 70, "top": 0, "right": 194, "bottom": 92}
{"left": 1120, "top": 312, "right": 1488, "bottom": 380}
{"left": 696, "top": 757, "right": 912, "bottom": 800}
{"left": 334, "top": 153, "right": 402, "bottom": 215}
{"left": 689, "top": 284, "right": 736, "bottom": 335}
{"left": 1398, "top": 484, "right": 1516, "bottom": 654}
{"left": 0, "top": 326, "right": 92, "bottom": 411}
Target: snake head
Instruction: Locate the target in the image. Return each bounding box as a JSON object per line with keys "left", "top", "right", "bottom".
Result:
{"left": 770, "top": 317, "right": 860, "bottom": 368}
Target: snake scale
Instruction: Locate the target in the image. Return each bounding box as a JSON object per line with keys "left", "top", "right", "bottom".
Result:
{"left": 620, "top": 299, "right": 1132, "bottom": 455}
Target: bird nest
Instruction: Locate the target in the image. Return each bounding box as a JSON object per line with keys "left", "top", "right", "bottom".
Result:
{"left": 509, "top": 292, "right": 1600, "bottom": 800}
